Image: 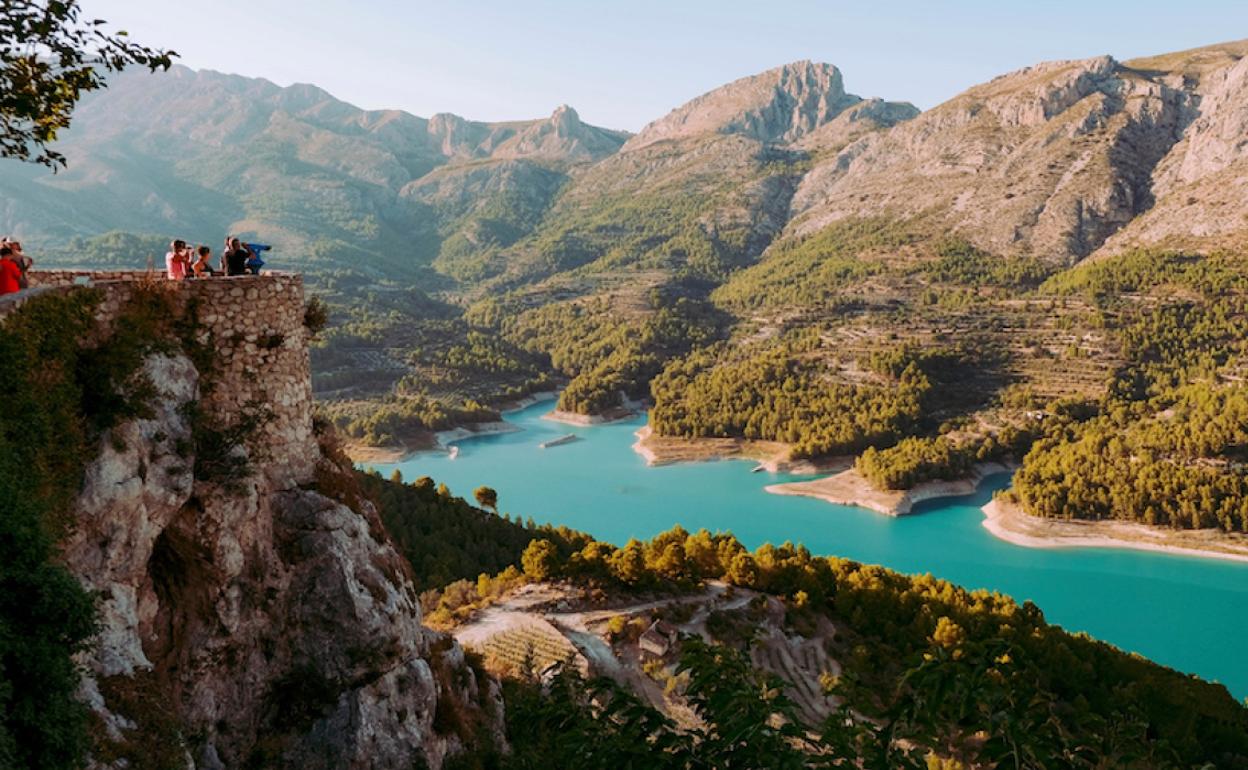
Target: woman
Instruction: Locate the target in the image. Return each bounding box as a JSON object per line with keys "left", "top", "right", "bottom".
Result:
{"left": 192, "top": 246, "right": 215, "bottom": 278}
{"left": 0, "top": 246, "right": 22, "bottom": 296}
{"left": 165, "top": 240, "right": 191, "bottom": 280}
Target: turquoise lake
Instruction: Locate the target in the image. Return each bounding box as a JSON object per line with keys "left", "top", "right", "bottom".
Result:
{"left": 368, "top": 399, "right": 1248, "bottom": 699}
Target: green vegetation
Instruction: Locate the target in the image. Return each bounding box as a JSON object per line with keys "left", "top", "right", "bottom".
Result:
{"left": 358, "top": 470, "right": 566, "bottom": 591}
{"left": 312, "top": 281, "right": 554, "bottom": 436}
{"left": 327, "top": 395, "right": 500, "bottom": 446}
{"left": 917, "top": 237, "right": 1052, "bottom": 288}
{"left": 0, "top": 286, "right": 211, "bottom": 768}
{"left": 44, "top": 231, "right": 174, "bottom": 268}
{"left": 650, "top": 339, "right": 974, "bottom": 458}
{"left": 1016, "top": 249, "right": 1248, "bottom": 530}
{"left": 480, "top": 292, "right": 726, "bottom": 415}
{"left": 0, "top": 292, "right": 102, "bottom": 769}
{"left": 856, "top": 426, "right": 1035, "bottom": 490}
{"left": 857, "top": 436, "right": 977, "bottom": 490}
{"left": 711, "top": 217, "right": 908, "bottom": 310}
{"left": 489, "top": 525, "right": 1248, "bottom": 769}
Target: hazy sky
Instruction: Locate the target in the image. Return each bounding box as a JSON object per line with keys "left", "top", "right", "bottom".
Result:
{"left": 82, "top": 1, "right": 1248, "bottom": 131}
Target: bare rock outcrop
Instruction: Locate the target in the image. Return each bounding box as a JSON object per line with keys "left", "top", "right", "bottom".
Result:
{"left": 624, "top": 61, "right": 916, "bottom": 151}
{"left": 789, "top": 54, "right": 1195, "bottom": 262}
{"left": 491, "top": 105, "right": 630, "bottom": 162}
{"left": 1095, "top": 42, "right": 1248, "bottom": 256}
{"left": 66, "top": 349, "right": 499, "bottom": 768}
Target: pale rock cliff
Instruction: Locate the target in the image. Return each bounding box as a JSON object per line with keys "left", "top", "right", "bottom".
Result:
{"left": 43, "top": 274, "right": 499, "bottom": 769}
{"left": 789, "top": 55, "right": 1194, "bottom": 262}
{"left": 491, "top": 105, "right": 630, "bottom": 161}
{"left": 1096, "top": 41, "right": 1248, "bottom": 255}
{"left": 624, "top": 61, "right": 916, "bottom": 151}
{"left": 787, "top": 40, "right": 1248, "bottom": 264}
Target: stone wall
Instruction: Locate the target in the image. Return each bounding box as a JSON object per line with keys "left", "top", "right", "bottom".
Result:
{"left": 2, "top": 270, "right": 318, "bottom": 486}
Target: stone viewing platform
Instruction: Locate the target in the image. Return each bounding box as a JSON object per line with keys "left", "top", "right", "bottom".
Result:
{"left": 0, "top": 270, "right": 319, "bottom": 486}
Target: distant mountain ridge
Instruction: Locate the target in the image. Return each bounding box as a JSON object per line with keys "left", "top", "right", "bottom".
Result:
{"left": 5, "top": 41, "right": 1248, "bottom": 293}
{"left": 623, "top": 61, "right": 916, "bottom": 151}
{"left": 789, "top": 40, "right": 1248, "bottom": 262}
{"left": 0, "top": 65, "right": 629, "bottom": 276}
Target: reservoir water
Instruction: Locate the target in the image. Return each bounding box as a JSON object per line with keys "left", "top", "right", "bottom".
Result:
{"left": 368, "top": 399, "right": 1248, "bottom": 699}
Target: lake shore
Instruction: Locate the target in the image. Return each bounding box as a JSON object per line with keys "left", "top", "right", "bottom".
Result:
{"left": 544, "top": 395, "right": 647, "bottom": 427}
{"left": 343, "top": 391, "right": 558, "bottom": 464}
{"left": 981, "top": 497, "right": 1248, "bottom": 564}
{"left": 501, "top": 390, "right": 559, "bottom": 414}
{"left": 630, "top": 425, "right": 839, "bottom": 474}
{"left": 345, "top": 420, "right": 524, "bottom": 464}
{"left": 544, "top": 408, "right": 635, "bottom": 426}
{"left": 765, "top": 462, "right": 1014, "bottom": 516}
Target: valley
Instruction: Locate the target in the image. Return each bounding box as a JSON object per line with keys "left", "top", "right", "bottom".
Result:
{"left": 8, "top": 23, "right": 1248, "bottom": 767}
{"left": 367, "top": 400, "right": 1248, "bottom": 703}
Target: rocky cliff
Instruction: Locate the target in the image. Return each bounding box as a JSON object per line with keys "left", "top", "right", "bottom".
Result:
{"left": 787, "top": 39, "right": 1248, "bottom": 263}
{"left": 624, "top": 60, "right": 916, "bottom": 151}
{"left": 9, "top": 273, "right": 499, "bottom": 769}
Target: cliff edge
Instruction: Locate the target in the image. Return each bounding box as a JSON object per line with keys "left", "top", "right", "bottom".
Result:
{"left": 2, "top": 272, "right": 499, "bottom": 769}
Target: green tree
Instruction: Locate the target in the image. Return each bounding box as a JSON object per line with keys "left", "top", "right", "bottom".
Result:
{"left": 1, "top": 1, "right": 176, "bottom": 166}
{"left": 473, "top": 485, "right": 498, "bottom": 512}
{"left": 521, "top": 539, "right": 559, "bottom": 581}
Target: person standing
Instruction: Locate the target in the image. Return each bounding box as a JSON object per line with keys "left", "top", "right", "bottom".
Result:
{"left": 165, "top": 240, "right": 190, "bottom": 280}
{"left": 7, "top": 241, "right": 32, "bottom": 288}
{"left": 224, "top": 237, "right": 250, "bottom": 276}
{"left": 0, "top": 247, "right": 22, "bottom": 296}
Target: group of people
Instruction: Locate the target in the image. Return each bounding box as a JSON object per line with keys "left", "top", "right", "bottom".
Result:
{"left": 0, "top": 233, "right": 273, "bottom": 299}
{"left": 0, "top": 239, "right": 33, "bottom": 296}
{"left": 166, "top": 237, "right": 268, "bottom": 280}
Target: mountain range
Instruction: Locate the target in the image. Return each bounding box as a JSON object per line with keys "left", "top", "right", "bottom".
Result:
{"left": 7, "top": 40, "right": 1248, "bottom": 444}
{"left": 5, "top": 41, "right": 1248, "bottom": 278}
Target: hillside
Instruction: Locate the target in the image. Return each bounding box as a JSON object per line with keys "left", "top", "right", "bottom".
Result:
{"left": 9, "top": 42, "right": 1248, "bottom": 537}
{"left": 358, "top": 487, "right": 1248, "bottom": 769}
{"left": 0, "top": 65, "right": 627, "bottom": 277}
{"left": 0, "top": 275, "right": 500, "bottom": 768}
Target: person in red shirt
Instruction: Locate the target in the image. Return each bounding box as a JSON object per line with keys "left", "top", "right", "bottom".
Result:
{"left": 0, "top": 247, "right": 21, "bottom": 296}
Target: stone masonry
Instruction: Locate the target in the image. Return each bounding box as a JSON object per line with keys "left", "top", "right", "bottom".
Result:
{"left": 8, "top": 270, "right": 318, "bottom": 487}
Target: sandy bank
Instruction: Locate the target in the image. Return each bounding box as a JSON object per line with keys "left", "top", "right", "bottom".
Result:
{"left": 631, "top": 425, "right": 836, "bottom": 473}
{"left": 343, "top": 442, "right": 424, "bottom": 464}
{"left": 344, "top": 420, "right": 522, "bottom": 465}
{"left": 982, "top": 497, "right": 1248, "bottom": 564}
{"left": 434, "top": 421, "right": 522, "bottom": 447}
{"left": 765, "top": 462, "right": 1012, "bottom": 516}
{"left": 543, "top": 408, "right": 635, "bottom": 426}
{"left": 501, "top": 390, "right": 558, "bottom": 414}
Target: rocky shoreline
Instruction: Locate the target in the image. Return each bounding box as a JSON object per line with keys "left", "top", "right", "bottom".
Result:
{"left": 543, "top": 408, "right": 635, "bottom": 426}
{"left": 630, "top": 425, "right": 834, "bottom": 473}
{"left": 344, "top": 391, "right": 559, "bottom": 464}
{"left": 763, "top": 462, "right": 1014, "bottom": 516}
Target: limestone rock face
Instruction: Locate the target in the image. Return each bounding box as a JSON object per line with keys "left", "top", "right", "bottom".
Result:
{"left": 789, "top": 55, "right": 1195, "bottom": 262}
{"left": 1096, "top": 44, "right": 1248, "bottom": 255}
{"left": 783, "top": 40, "right": 1248, "bottom": 264}
{"left": 624, "top": 61, "right": 916, "bottom": 151}
{"left": 66, "top": 352, "right": 497, "bottom": 768}
{"left": 491, "top": 105, "right": 630, "bottom": 162}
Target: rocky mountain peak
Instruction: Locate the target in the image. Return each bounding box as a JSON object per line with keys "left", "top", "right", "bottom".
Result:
{"left": 624, "top": 60, "right": 891, "bottom": 151}
{"left": 491, "top": 103, "right": 628, "bottom": 162}
{"left": 550, "top": 103, "right": 581, "bottom": 134}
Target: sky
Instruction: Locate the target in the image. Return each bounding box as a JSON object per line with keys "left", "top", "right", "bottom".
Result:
{"left": 81, "top": 0, "right": 1248, "bottom": 131}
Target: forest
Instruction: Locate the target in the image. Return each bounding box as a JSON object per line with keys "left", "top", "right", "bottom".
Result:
{"left": 649, "top": 338, "right": 972, "bottom": 458}
{"left": 1014, "top": 250, "right": 1248, "bottom": 530}
{"left": 355, "top": 470, "right": 1248, "bottom": 769}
